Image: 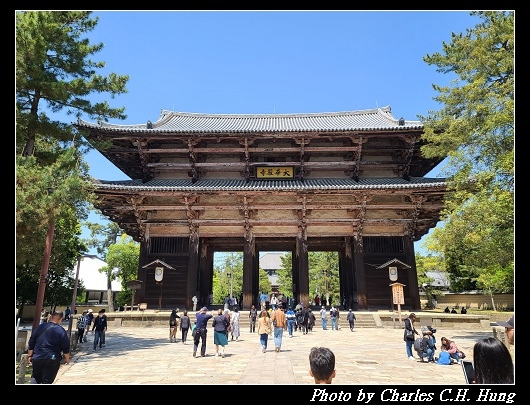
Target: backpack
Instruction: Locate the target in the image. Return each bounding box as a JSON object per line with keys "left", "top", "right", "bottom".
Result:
{"left": 413, "top": 337, "right": 424, "bottom": 353}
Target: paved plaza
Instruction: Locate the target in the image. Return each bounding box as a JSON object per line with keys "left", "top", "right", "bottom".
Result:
{"left": 49, "top": 323, "right": 491, "bottom": 385}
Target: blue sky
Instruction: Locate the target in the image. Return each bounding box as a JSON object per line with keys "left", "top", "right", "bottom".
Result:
{"left": 75, "top": 11, "right": 480, "bottom": 254}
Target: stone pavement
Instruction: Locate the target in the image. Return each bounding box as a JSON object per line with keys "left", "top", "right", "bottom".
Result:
{"left": 51, "top": 323, "right": 490, "bottom": 385}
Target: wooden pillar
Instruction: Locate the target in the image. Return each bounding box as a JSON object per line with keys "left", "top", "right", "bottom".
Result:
{"left": 353, "top": 234, "right": 368, "bottom": 310}
{"left": 198, "top": 243, "right": 213, "bottom": 308}
{"left": 186, "top": 235, "right": 199, "bottom": 310}
{"left": 242, "top": 237, "right": 255, "bottom": 310}
{"left": 137, "top": 242, "right": 149, "bottom": 304}
{"left": 296, "top": 236, "right": 309, "bottom": 306}
{"left": 291, "top": 250, "right": 300, "bottom": 305}
{"left": 404, "top": 236, "right": 421, "bottom": 310}
{"left": 339, "top": 238, "right": 355, "bottom": 310}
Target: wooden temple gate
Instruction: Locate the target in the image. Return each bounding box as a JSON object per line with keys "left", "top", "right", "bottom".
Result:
{"left": 77, "top": 106, "right": 447, "bottom": 311}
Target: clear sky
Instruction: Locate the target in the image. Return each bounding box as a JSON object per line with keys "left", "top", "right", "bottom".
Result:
{"left": 74, "top": 10, "right": 480, "bottom": 254}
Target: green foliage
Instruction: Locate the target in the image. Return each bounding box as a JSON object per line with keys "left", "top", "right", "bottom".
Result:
{"left": 16, "top": 11, "right": 128, "bottom": 158}
{"left": 16, "top": 11, "right": 130, "bottom": 310}
{"left": 418, "top": 11, "right": 514, "bottom": 294}
{"left": 213, "top": 252, "right": 272, "bottom": 303}
{"left": 277, "top": 252, "right": 340, "bottom": 303}
{"left": 83, "top": 216, "right": 123, "bottom": 258}
{"left": 213, "top": 252, "right": 243, "bottom": 302}
{"left": 105, "top": 234, "right": 140, "bottom": 290}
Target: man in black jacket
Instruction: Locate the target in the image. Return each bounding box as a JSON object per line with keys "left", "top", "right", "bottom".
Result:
{"left": 92, "top": 309, "right": 108, "bottom": 351}
{"left": 27, "top": 311, "right": 70, "bottom": 384}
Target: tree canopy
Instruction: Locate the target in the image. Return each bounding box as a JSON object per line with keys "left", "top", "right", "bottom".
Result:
{"left": 419, "top": 11, "right": 514, "bottom": 294}
{"left": 16, "top": 11, "right": 129, "bottom": 307}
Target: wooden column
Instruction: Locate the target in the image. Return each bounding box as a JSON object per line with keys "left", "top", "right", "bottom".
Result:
{"left": 186, "top": 235, "right": 199, "bottom": 310}
{"left": 198, "top": 243, "right": 214, "bottom": 308}
{"left": 353, "top": 234, "right": 368, "bottom": 310}
{"left": 242, "top": 237, "right": 255, "bottom": 310}
{"left": 296, "top": 236, "right": 309, "bottom": 306}
{"left": 339, "top": 238, "right": 355, "bottom": 310}
{"left": 137, "top": 242, "right": 149, "bottom": 304}
{"left": 404, "top": 236, "right": 421, "bottom": 310}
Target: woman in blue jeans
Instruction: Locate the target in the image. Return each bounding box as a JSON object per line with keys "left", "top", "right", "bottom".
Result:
{"left": 257, "top": 310, "right": 271, "bottom": 352}
{"left": 403, "top": 313, "right": 418, "bottom": 360}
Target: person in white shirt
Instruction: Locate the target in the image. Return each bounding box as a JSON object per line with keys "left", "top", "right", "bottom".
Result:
{"left": 270, "top": 294, "right": 279, "bottom": 310}
{"left": 319, "top": 306, "right": 328, "bottom": 330}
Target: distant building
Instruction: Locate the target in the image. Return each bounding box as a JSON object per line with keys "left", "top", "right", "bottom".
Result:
{"left": 78, "top": 256, "right": 122, "bottom": 306}
{"left": 259, "top": 252, "right": 285, "bottom": 293}
{"left": 424, "top": 271, "right": 450, "bottom": 290}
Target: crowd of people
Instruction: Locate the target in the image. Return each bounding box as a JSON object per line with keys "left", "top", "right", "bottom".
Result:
{"left": 26, "top": 301, "right": 514, "bottom": 385}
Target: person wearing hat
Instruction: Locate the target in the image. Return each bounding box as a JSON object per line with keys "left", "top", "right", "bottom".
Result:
{"left": 76, "top": 310, "right": 89, "bottom": 343}
{"left": 497, "top": 315, "right": 514, "bottom": 345}
{"left": 27, "top": 311, "right": 71, "bottom": 384}
{"left": 193, "top": 307, "right": 213, "bottom": 357}
{"left": 84, "top": 309, "right": 94, "bottom": 342}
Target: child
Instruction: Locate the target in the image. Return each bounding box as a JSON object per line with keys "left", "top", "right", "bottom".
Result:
{"left": 437, "top": 345, "right": 452, "bottom": 365}
{"left": 309, "top": 347, "right": 336, "bottom": 384}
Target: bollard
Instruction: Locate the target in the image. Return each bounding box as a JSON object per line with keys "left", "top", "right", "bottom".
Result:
{"left": 17, "top": 354, "right": 29, "bottom": 384}
{"left": 70, "top": 331, "right": 79, "bottom": 351}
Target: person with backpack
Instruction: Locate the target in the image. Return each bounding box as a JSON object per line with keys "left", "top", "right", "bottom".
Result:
{"left": 330, "top": 306, "right": 339, "bottom": 330}
{"left": 84, "top": 309, "right": 94, "bottom": 342}
{"left": 415, "top": 330, "right": 436, "bottom": 362}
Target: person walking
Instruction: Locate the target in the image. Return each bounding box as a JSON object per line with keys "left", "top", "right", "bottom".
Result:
{"left": 319, "top": 306, "right": 328, "bottom": 330}
{"left": 27, "top": 311, "right": 71, "bottom": 384}
{"left": 257, "top": 309, "right": 272, "bottom": 353}
{"left": 330, "top": 306, "right": 339, "bottom": 331}
{"left": 270, "top": 305, "right": 287, "bottom": 352}
{"left": 91, "top": 309, "right": 108, "bottom": 351}
{"left": 84, "top": 309, "right": 94, "bottom": 342}
{"left": 169, "top": 308, "right": 180, "bottom": 342}
{"left": 192, "top": 295, "right": 198, "bottom": 311}
{"left": 76, "top": 310, "right": 88, "bottom": 343}
{"left": 404, "top": 313, "right": 419, "bottom": 360}
{"left": 307, "top": 308, "right": 316, "bottom": 332}
{"left": 193, "top": 306, "right": 213, "bottom": 358}
{"left": 212, "top": 308, "right": 230, "bottom": 357}
{"left": 230, "top": 306, "right": 241, "bottom": 341}
{"left": 346, "top": 309, "right": 356, "bottom": 331}
{"left": 285, "top": 306, "right": 296, "bottom": 338}
{"left": 270, "top": 294, "right": 279, "bottom": 310}
{"left": 249, "top": 305, "right": 258, "bottom": 333}
{"left": 179, "top": 310, "right": 191, "bottom": 344}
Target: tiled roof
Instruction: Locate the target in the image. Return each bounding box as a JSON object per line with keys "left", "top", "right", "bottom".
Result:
{"left": 260, "top": 252, "right": 285, "bottom": 270}
{"left": 93, "top": 177, "right": 446, "bottom": 192}
{"left": 77, "top": 106, "right": 423, "bottom": 134}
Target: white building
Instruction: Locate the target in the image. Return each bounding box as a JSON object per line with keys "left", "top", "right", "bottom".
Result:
{"left": 78, "top": 256, "right": 122, "bottom": 305}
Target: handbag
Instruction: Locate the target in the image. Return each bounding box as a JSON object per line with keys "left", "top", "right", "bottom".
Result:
{"left": 405, "top": 329, "right": 414, "bottom": 339}
{"left": 272, "top": 317, "right": 278, "bottom": 327}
